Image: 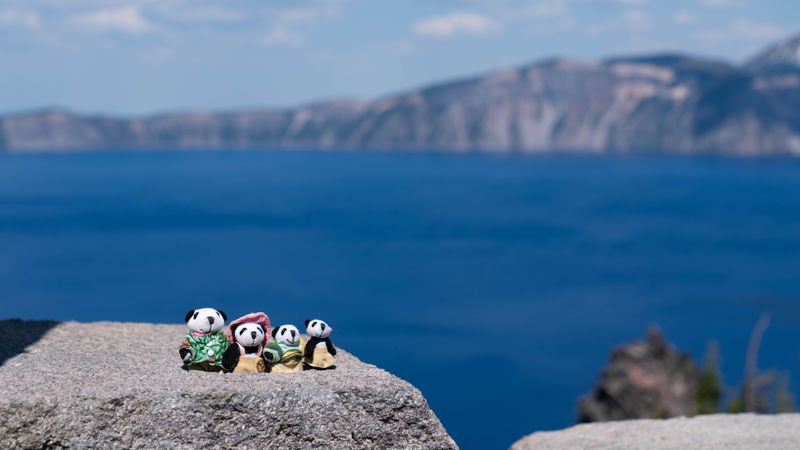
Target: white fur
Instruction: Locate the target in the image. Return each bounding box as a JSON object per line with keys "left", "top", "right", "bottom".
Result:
{"left": 305, "top": 319, "right": 332, "bottom": 338}
{"left": 234, "top": 322, "right": 266, "bottom": 348}
{"left": 274, "top": 324, "right": 300, "bottom": 346}
{"left": 186, "top": 307, "right": 225, "bottom": 334}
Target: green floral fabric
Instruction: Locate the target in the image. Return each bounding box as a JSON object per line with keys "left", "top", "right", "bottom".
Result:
{"left": 182, "top": 331, "right": 229, "bottom": 367}
{"left": 265, "top": 339, "right": 303, "bottom": 362}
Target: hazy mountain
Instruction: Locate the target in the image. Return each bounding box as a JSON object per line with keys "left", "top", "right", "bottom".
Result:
{"left": 745, "top": 32, "right": 800, "bottom": 74}
{"left": 2, "top": 32, "right": 799, "bottom": 155}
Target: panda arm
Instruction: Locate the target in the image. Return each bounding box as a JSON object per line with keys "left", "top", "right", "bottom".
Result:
{"left": 304, "top": 337, "right": 320, "bottom": 359}
{"left": 324, "top": 337, "right": 337, "bottom": 356}
{"left": 179, "top": 338, "right": 194, "bottom": 362}
{"left": 221, "top": 345, "right": 240, "bottom": 372}
{"left": 263, "top": 340, "right": 282, "bottom": 362}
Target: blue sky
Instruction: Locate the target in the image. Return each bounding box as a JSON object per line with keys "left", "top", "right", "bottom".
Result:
{"left": 0, "top": 0, "right": 797, "bottom": 115}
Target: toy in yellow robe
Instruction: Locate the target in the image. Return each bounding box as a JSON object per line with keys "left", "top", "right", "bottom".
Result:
{"left": 264, "top": 339, "right": 305, "bottom": 373}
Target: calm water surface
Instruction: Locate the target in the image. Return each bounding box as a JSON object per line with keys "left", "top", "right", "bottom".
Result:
{"left": 2, "top": 150, "right": 800, "bottom": 449}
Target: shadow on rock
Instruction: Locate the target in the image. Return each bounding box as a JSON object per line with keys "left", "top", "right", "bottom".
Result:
{"left": 0, "top": 319, "right": 60, "bottom": 366}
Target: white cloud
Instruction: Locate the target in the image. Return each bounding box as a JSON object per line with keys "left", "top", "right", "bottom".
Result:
{"left": 525, "top": 1, "right": 569, "bottom": 18}
{"left": 279, "top": 7, "right": 328, "bottom": 23}
{"left": 163, "top": 6, "right": 242, "bottom": 23}
{"left": 413, "top": 12, "right": 500, "bottom": 38}
{"left": 0, "top": 10, "right": 42, "bottom": 29}
{"left": 621, "top": 9, "right": 652, "bottom": 30}
{"left": 697, "top": 0, "right": 741, "bottom": 8}
{"left": 612, "top": 0, "right": 649, "bottom": 5}
{"left": 693, "top": 19, "right": 788, "bottom": 52}
{"left": 730, "top": 20, "right": 787, "bottom": 39}
{"left": 71, "top": 6, "right": 152, "bottom": 34}
{"left": 673, "top": 10, "right": 697, "bottom": 25}
{"left": 262, "top": 24, "right": 302, "bottom": 46}
{"left": 259, "top": 4, "right": 341, "bottom": 47}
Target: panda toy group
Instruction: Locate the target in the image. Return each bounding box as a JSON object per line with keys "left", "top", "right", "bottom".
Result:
{"left": 221, "top": 312, "right": 272, "bottom": 373}
{"left": 264, "top": 324, "right": 305, "bottom": 373}
{"left": 179, "top": 307, "right": 231, "bottom": 372}
{"left": 178, "top": 310, "right": 338, "bottom": 373}
{"left": 303, "top": 319, "right": 337, "bottom": 370}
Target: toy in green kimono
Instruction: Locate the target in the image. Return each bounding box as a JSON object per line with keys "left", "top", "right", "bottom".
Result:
{"left": 264, "top": 324, "right": 305, "bottom": 373}
{"left": 179, "top": 307, "right": 230, "bottom": 372}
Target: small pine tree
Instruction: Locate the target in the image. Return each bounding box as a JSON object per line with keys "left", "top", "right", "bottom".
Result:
{"left": 727, "top": 397, "right": 745, "bottom": 413}
{"left": 694, "top": 341, "right": 723, "bottom": 415}
{"left": 775, "top": 373, "right": 795, "bottom": 413}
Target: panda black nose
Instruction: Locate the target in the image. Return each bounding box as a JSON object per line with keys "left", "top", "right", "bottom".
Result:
{"left": 251, "top": 331, "right": 257, "bottom": 339}
{"left": 207, "top": 316, "right": 215, "bottom": 325}
{"left": 290, "top": 330, "right": 296, "bottom": 338}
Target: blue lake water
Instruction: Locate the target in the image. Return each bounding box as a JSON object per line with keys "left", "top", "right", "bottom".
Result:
{"left": 2, "top": 150, "right": 800, "bottom": 449}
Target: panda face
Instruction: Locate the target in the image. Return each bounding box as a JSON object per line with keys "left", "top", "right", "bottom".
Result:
{"left": 272, "top": 324, "right": 300, "bottom": 346}
{"left": 185, "top": 308, "right": 227, "bottom": 334}
{"left": 304, "top": 319, "right": 332, "bottom": 338}
{"left": 234, "top": 322, "right": 266, "bottom": 347}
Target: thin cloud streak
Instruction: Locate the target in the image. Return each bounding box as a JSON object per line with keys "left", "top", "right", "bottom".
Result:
{"left": 413, "top": 12, "right": 501, "bottom": 38}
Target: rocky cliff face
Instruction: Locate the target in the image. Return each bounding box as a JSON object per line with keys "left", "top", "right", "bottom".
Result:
{"left": 578, "top": 327, "right": 700, "bottom": 422}
{"left": 1, "top": 32, "right": 799, "bottom": 155}
{"left": 0, "top": 320, "right": 457, "bottom": 450}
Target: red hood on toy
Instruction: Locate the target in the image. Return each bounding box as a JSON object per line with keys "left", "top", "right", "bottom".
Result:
{"left": 227, "top": 312, "right": 272, "bottom": 346}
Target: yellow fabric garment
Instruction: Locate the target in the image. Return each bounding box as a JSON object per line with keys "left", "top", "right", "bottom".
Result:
{"left": 270, "top": 353, "right": 304, "bottom": 373}
{"left": 268, "top": 338, "right": 305, "bottom": 373}
{"left": 233, "top": 356, "right": 266, "bottom": 373}
{"left": 305, "top": 347, "right": 336, "bottom": 369}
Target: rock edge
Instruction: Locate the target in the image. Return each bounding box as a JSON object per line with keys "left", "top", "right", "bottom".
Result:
{"left": 0, "top": 320, "right": 457, "bottom": 450}
{"left": 510, "top": 413, "right": 800, "bottom": 450}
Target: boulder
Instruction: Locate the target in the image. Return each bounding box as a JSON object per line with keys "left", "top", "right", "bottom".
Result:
{"left": 510, "top": 413, "right": 800, "bottom": 450}
{"left": 578, "top": 327, "right": 700, "bottom": 422}
{"left": 0, "top": 320, "right": 457, "bottom": 449}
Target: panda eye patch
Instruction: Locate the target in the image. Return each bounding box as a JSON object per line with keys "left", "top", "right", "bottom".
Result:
{"left": 239, "top": 328, "right": 246, "bottom": 336}
{"left": 193, "top": 312, "right": 199, "bottom": 320}
{"left": 311, "top": 321, "right": 317, "bottom": 328}
{"left": 281, "top": 328, "right": 286, "bottom": 335}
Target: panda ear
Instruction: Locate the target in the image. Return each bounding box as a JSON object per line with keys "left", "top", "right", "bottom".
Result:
{"left": 218, "top": 310, "right": 228, "bottom": 321}
{"left": 304, "top": 319, "right": 311, "bottom": 327}
{"left": 184, "top": 310, "right": 195, "bottom": 323}
{"left": 271, "top": 327, "right": 278, "bottom": 338}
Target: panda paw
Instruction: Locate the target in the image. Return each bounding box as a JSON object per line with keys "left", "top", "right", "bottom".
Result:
{"left": 262, "top": 349, "right": 277, "bottom": 362}
{"left": 179, "top": 348, "right": 193, "bottom": 364}
{"left": 221, "top": 346, "right": 239, "bottom": 372}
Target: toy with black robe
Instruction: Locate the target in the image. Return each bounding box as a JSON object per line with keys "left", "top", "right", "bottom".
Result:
{"left": 221, "top": 312, "right": 271, "bottom": 373}
{"left": 303, "top": 319, "right": 337, "bottom": 370}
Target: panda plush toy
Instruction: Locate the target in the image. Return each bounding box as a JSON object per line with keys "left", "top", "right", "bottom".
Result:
{"left": 263, "top": 324, "right": 305, "bottom": 373}
{"left": 221, "top": 312, "right": 272, "bottom": 373}
{"left": 179, "top": 307, "right": 230, "bottom": 372}
{"left": 303, "top": 319, "right": 337, "bottom": 370}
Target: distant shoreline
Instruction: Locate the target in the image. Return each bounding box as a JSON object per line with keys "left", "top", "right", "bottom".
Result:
{"left": 1, "top": 31, "right": 799, "bottom": 157}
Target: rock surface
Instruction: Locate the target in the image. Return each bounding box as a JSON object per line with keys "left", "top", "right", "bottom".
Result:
{"left": 578, "top": 328, "right": 700, "bottom": 422}
{"left": 1, "top": 32, "right": 800, "bottom": 155}
{"left": 510, "top": 413, "right": 800, "bottom": 450}
{"left": 0, "top": 320, "right": 457, "bottom": 449}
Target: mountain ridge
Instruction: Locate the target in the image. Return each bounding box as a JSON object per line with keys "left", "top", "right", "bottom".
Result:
{"left": 2, "top": 31, "right": 799, "bottom": 155}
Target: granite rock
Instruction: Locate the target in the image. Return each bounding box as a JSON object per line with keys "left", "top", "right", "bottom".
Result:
{"left": 510, "top": 413, "right": 800, "bottom": 450}
{"left": 0, "top": 320, "right": 457, "bottom": 449}
{"left": 577, "top": 328, "right": 700, "bottom": 422}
